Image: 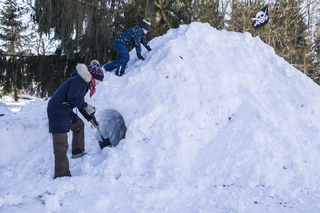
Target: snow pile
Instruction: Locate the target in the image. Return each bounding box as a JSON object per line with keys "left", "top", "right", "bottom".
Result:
{"left": 1, "top": 22, "right": 320, "bottom": 212}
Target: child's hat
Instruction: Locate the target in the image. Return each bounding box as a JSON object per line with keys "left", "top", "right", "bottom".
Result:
{"left": 88, "top": 60, "right": 104, "bottom": 81}
{"left": 140, "top": 18, "right": 151, "bottom": 32}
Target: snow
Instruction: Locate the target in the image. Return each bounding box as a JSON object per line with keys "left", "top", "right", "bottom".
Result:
{"left": 1, "top": 22, "right": 320, "bottom": 212}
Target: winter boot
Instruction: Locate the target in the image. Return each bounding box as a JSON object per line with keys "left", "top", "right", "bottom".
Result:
{"left": 72, "top": 148, "right": 86, "bottom": 159}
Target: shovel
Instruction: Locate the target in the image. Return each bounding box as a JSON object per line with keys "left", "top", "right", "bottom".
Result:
{"left": 91, "top": 114, "right": 112, "bottom": 150}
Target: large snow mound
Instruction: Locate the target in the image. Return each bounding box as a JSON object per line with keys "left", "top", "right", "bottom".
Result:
{"left": 1, "top": 22, "right": 320, "bottom": 212}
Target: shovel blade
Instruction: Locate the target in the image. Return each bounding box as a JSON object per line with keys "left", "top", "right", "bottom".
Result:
{"left": 98, "top": 138, "right": 112, "bottom": 150}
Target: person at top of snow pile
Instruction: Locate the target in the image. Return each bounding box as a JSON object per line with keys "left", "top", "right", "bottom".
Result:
{"left": 102, "top": 18, "right": 152, "bottom": 77}
{"left": 47, "top": 60, "right": 104, "bottom": 179}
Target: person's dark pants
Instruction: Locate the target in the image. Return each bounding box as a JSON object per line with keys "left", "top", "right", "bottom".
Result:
{"left": 114, "top": 40, "right": 130, "bottom": 76}
{"left": 103, "top": 59, "right": 118, "bottom": 72}
{"left": 52, "top": 118, "right": 85, "bottom": 179}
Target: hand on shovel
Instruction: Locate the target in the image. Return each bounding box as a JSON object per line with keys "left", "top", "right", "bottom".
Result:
{"left": 91, "top": 114, "right": 112, "bottom": 149}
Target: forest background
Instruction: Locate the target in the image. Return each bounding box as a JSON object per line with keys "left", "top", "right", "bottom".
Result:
{"left": 0, "top": 0, "right": 319, "bottom": 101}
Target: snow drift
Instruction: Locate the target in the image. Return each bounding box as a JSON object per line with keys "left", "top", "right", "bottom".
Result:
{"left": 1, "top": 22, "right": 320, "bottom": 212}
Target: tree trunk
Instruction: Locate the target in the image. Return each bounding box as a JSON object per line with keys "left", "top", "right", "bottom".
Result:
{"left": 12, "top": 57, "right": 18, "bottom": 101}
{"left": 145, "top": 0, "right": 157, "bottom": 38}
{"left": 14, "top": 85, "right": 18, "bottom": 101}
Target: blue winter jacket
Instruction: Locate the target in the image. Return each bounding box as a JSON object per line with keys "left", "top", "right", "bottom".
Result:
{"left": 115, "top": 25, "right": 151, "bottom": 57}
{"left": 47, "top": 64, "right": 93, "bottom": 133}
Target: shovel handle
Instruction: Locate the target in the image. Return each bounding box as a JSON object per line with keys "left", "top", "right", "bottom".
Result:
{"left": 90, "top": 113, "right": 112, "bottom": 148}
{"left": 98, "top": 129, "right": 103, "bottom": 136}
{"left": 91, "top": 114, "right": 104, "bottom": 140}
{"left": 91, "top": 114, "right": 99, "bottom": 126}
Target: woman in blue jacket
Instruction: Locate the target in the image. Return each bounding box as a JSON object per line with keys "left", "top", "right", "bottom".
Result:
{"left": 103, "top": 18, "right": 152, "bottom": 76}
{"left": 47, "top": 60, "right": 104, "bottom": 179}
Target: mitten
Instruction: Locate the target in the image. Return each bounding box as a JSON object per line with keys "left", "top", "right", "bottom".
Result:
{"left": 137, "top": 52, "right": 144, "bottom": 60}
{"left": 85, "top": 104, "right": 95, "bottom": 115}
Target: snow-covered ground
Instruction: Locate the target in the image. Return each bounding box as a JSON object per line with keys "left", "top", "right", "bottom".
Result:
{"left": 1, "top": 22, "right": 320, "bottom": 213}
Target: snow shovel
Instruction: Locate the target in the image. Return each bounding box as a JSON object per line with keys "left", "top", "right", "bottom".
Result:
{"left": 91, "top": 114, "right": 112, "bottom": 150}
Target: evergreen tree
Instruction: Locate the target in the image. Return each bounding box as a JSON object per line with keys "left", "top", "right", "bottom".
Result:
{"left": 34, "top": 0, "right": 132, "bottom": 64}
{"left": 34, "top": 0, "right": 195, "bottom": 64}
{"left": 0, "top": 0, "right": 29, "bottom": 100}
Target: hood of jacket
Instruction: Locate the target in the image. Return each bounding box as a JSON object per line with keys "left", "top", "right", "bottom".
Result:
{"left": 75, "top": 63, "right": 91, "bottom": 83}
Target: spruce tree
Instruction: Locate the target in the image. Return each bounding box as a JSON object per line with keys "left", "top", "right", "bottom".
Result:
{"left": 34, "top": 0, "right": 195, "bottom": 64}
{"left": 0, "top": 0, "right": 29, "bottom": 101}
{"left": 34, "top": 0, "right": 129, "bottom": 64}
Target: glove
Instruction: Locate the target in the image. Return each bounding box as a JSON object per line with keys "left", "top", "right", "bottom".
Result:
{"left": 89, "top": 119, "right": 100, "bottom": 129}
{"left": 137, "top": 53, "right": 145, "bottom": 61}
{"left": 85, "top": 104, "right": 95, "bottom": 115}
{"left": 146, "top": 46, "right": 152, "bottom": 51}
